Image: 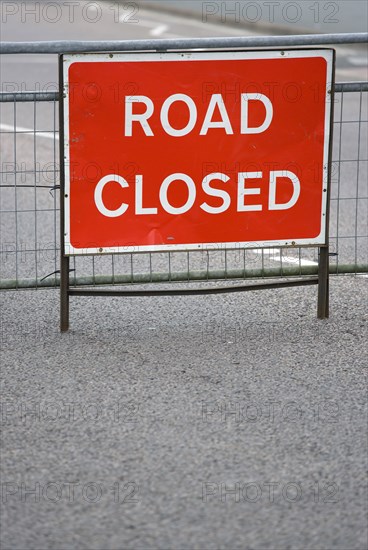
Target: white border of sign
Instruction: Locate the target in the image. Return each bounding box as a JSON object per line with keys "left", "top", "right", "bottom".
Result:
{"left": 62, "top": 49, "right": 334, "bottom": 256}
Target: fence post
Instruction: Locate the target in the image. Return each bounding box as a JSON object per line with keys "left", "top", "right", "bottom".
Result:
{"left": 317, "top": 56, "right": 335, "bottom": 320}
{"left": 60, "top": 256, "right": 70, "bottom": 331}
{"left": 59, "top": 55, "right": 69, "bottom": 331}
{"left": 317, "top": 246, "right": 329, "bottom": 319}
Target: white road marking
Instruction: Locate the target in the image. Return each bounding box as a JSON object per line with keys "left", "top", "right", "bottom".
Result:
{"left": 124, "top": 17, "right": 157, "bottom": 28}
{"left": 120, "top": 17, "right": 177, "bottom": 37}
{"left": 150, "top": 24, "right": 170, "bottom": 37}
{"left": 137, "top": 9, "right": 260, "bottom": 36}
{"left": 252, "top": 248, "right": 318, "bottom": 266}
{"left": 347, "top": 56, "right": 368, "bottom": 66}
{"left": 0, "top": 123, "right": 58, "bottom": 141}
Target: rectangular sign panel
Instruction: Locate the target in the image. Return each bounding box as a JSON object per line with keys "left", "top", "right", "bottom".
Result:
{"left": 61, "top": 49, "right": 334, "bottom": 255}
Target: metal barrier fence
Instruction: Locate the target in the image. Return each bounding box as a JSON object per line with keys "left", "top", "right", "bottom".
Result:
{"left": 1, "top": 34, "right": 367, "bottom": 291}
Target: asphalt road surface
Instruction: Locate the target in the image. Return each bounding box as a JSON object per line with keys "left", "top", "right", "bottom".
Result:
{"left": 1, "top": 3, "right": 368, "bottom": 550}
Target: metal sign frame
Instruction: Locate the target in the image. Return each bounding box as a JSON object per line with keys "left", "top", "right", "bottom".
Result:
{"left": 59, "top": 47, "right": 335, "bottom": 331}
{"left": 62, "top": 49, "right": 334, "bottom": 256}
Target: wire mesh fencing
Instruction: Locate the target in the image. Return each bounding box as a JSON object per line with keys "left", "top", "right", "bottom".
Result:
{"left": 0, "top": 83, "right": 367, "bottom": 290}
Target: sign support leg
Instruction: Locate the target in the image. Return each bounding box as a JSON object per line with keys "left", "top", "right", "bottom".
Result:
{"left": 60, "top": 255, "right": 70, "bottom": 332}
{"left": 317, "top": 246, "right": 329, "bottom": 319}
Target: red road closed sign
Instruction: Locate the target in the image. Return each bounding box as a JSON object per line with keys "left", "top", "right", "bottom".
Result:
{"left": 62, "top": 50, "right": 334, "bottom": 255}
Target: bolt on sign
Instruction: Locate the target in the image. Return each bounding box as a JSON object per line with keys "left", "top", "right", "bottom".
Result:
{"left": 61, "top": 50, "right": 334, "bottom": 255}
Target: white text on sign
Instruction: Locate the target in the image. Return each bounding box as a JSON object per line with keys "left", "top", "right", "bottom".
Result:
{"left": 94, "top": 171, "right": 301, "bottom": 218}
{"left": 124, "top": 93, "right": 273, "bottom": 136}
{"left": 94, "top": 91, "right": 299, "bottom": 217}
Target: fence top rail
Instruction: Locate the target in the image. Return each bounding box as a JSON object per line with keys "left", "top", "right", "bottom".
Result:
{"left": 1, "top": 33, "right": 367, "bottom": 54}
